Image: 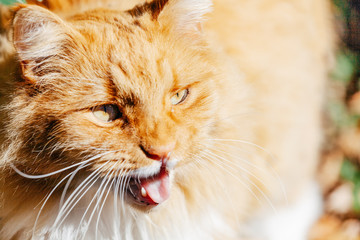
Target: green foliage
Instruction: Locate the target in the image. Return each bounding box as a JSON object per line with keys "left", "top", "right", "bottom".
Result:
{"left": 333, "top": 0, "right": 351, "bottom": 19}
{"left": 0, "top": 0, "right": 25, "bottom": 5}
{"left": 328, "top": 101, "right": 360, "bottom": 128}
{"left": 327, "top": 53, "right": 360, "bottom": 128}
{"left": 341, "top": 159, "right": 360, "bottom": 212}
{"left": 331, "top": 51, "right": 357, "bottom": 84}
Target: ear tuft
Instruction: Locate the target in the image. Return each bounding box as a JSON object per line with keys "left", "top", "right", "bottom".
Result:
{"left": 11, "top": 5, "right": 70, "bottom": 82}
{"left": 129, "top": 0, "right": 213, "bottom": 34}
{"left": 12, "top": 5, "right": 66, "bottom": 62}
{"left": 128, "top": 0, "right": 169, "bottom": 20}
{"left": 164, "top": 0, "right": 213, "bottom": 30}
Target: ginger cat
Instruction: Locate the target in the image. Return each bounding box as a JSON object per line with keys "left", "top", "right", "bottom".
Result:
{"left": 0, "top": 0, "right": 334, "bottom": 239}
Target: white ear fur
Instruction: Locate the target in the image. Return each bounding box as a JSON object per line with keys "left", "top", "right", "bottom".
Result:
{"left": 12, "top": 5, "right": 66, "bottom": 62}
{"left": 161, "top": 0, "right": 213, "bottom": 32}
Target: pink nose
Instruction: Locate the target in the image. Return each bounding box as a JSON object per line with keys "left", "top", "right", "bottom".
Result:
{"left": 140, "top": 142, "right": 175, "bottom": 161}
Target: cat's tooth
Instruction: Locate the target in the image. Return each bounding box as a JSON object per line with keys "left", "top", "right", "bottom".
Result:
{"left": 141, "top": 187, "right": 147, "bottom": 197}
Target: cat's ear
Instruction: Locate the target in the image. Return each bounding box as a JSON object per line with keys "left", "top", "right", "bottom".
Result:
{"left": 129, "top": 0, "right": 212, "bottom": 34}
{"left": 11, "top": 5, "right": 69, "bottom": 81}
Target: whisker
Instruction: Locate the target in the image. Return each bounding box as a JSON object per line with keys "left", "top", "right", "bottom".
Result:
{"left": 190, "top": 153, "right": 242, "bottom": 223}
{"left": 58, "top": 151, "right": 119, "bottom": 209}
{"left": 10, "top": 152, "right": 111, "bottom": 179}
{"left": 54, "top": 163, "right": 107, "bottom": 228}
{"left": 205, "top": 138, "right": 288, "bottom": 203}
{"left": 201, "top": 146, "right": 274, "bottom": 196}
{"left": 32, "top": 166, "right": 85, "bottom": 238}
{"left": 59, "top": 162, "right": 89, "bottom": 209}
{"left": 202, "top": 141, "right": 264, "bottom": 170}
{"left": 199, "top": 150, "right": 278, "bottom": 214}
{"left": 113, "top": 168, "right": 127, "bottom": 238}
{"left": 207, "top": 138, "right": 277, "bottom": 163}
{"left": 95, "top": 165, "right": 123, "bottom": 239}
{"left": 32, "top": 154, "right": 107, "bottom": 238}
{"left": 119, "top": 171, "right": 129, "bottom": 216}
{"left": 122, "top": 175, "right": 133, "bottom": 220}
{"left": 77, "top": 166, "right": 117, "bottom": 239}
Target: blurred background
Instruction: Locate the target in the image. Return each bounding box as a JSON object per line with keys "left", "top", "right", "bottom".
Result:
{"left": 310, "top": 1, "right": 360, "bottom": 239}
{"left": 0, "top": 0, "right": 359, "bottom": 239}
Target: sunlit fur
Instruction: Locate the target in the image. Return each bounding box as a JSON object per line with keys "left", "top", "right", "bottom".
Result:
{"left": 0, "top": 0, "right": 334, "bottom": 239}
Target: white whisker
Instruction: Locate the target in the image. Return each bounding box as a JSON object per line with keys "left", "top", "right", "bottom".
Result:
{"left": 190, "top": 153, "right": 242, "bottom": 224}
{"left": 54, "top": 162, "right": 108, "bottom": 228}
{"left": 200, "top": 149, "right": 278, "bottom": 214}
{"left": 202, "top": 146, "right": 274, "bottom": 197}
{"left": 10, "top": 152, "right": 111, "bottom": 179}
{"left": 77, "top": 166, "right": 117, "bottom": 239}
{"left": 206, "top": 138, "right": 288, "bottom": 203}
{"left": 95, "top": 164, "right": 123, "bottom": 239}
{"left": 32, "top": 168, "right": 82, "bottom": 238}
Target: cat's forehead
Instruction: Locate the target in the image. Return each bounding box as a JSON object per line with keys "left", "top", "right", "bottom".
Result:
{"left": 70, "top": 10, "right": 149, "bottom": 50}
{"left": 70, "top": 11, "right": 188, "bottom": 95}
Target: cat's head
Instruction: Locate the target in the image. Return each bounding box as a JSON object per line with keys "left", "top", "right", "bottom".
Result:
{"left": 7, "top": 0, "right": 219, "bottom": 208}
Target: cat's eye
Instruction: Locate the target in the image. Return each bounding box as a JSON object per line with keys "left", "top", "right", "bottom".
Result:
{"left": 171, "top": 89, "right": 189, "bottom": 105}
{"left": 92, "top": 104, "right": 121, "bottom": 122}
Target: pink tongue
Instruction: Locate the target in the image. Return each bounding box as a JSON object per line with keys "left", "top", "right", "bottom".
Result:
{"left": 140, "top": 171, "right": 170, "bottom": 204}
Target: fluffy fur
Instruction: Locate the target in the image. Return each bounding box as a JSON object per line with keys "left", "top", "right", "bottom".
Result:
{"left": 0, "top": 0, "right": 334, "bottom": 239}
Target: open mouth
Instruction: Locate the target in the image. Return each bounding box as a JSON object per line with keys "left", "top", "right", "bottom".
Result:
{"left": 127, "top": 166, "right": 170, "bottom": 206}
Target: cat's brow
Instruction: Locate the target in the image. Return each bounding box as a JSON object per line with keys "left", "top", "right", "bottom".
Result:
{"left": 107, "top": 78, "right": 140, "bottom": 107}
{"left": 119, "top": 93, "right": 139, "bottom": 107}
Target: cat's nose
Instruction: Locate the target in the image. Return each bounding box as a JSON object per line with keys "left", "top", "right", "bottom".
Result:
{"left": 140, "top": 142, "right": 175, "bottom": 161}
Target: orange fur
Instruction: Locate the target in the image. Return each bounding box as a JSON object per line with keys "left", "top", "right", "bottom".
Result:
{"left": 0, "top": 0, "right": 334, "bottom": 239}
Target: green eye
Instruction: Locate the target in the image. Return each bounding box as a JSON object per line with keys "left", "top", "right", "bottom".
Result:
{"left": 92, "top": 104, "right": 121, "bottom": 122}
{"left": 171, "top": 89, "right": 189, "bottom": 105}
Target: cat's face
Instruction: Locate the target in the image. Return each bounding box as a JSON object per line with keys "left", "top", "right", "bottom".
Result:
{"left": 9, "top": 0, "right": 216, "bottom": 207}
